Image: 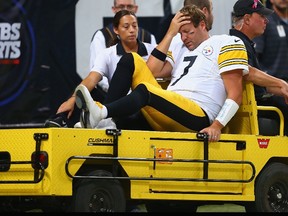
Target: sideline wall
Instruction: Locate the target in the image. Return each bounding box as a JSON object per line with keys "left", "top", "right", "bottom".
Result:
{"left": 75, "top": 0, "right": 237, "bottom": 79}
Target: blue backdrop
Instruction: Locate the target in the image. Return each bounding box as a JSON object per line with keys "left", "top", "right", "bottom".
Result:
{"left": 0, "top": 0, "right": 81, "bottom": 126}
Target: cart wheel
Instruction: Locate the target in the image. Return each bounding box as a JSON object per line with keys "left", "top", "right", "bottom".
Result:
{"left": 252, "top": 162, "right": 288, "bottom": 212}
{"left": 72, "top": 170, "right": 126, "bottom": 212}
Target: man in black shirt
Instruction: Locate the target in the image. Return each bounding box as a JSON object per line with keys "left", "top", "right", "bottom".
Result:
{"left": 230, "top": 0, "right": 288, "bottom": 135}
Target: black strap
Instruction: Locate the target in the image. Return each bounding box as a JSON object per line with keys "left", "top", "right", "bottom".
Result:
{"left": 139, "top": 28, "right": 151, "bottom": 44}
{"left": 100, "top": 26, "right": 118, "bottom": 47}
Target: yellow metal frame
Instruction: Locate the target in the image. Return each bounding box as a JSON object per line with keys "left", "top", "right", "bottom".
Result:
{"left": 0, "top": 81, "right": 287, "bottom": 204}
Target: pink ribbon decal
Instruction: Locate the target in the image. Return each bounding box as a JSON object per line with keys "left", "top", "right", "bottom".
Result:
{"left": 252, "top": 0, "right": 258, "bottom": 8}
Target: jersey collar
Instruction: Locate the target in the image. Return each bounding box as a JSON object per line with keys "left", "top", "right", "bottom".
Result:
{"left": 116, "top": 39, "right": 148, "bottom": 57}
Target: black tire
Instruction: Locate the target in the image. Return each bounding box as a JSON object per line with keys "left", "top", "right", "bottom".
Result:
{"left": 244, "top": 201, "right": 256, "bottom": 212}
{"left": 253, "top": 162, "right": 288, "bottom": 212}
{"left": 72, "top": 170, "right": 126, "bottom": 212}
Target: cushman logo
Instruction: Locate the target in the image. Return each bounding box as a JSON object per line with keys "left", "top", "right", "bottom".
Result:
{"left": 257, "top": 138, "right": 270, "bottom": 149}
{"left": 87, "top": 138, "right": 113, "bottom": 146}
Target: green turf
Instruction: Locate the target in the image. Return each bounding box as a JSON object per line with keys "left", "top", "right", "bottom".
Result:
{"left": 197, "top": 204, "right": 246, "bottom": 212}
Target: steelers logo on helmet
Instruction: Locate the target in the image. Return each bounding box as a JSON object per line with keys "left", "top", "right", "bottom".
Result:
{"left": 202, "top": 45, "right": 213, "bottom": 56}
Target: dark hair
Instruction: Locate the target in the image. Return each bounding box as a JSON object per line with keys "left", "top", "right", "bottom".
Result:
{"left": 114, "top": 0, "right": 136, "bottom": 6}
{"left": 184, "top": 0, "right": 211, "bottom": 12}
{"left": 113, "top": 9, "right": 137, "bottom": 28}
{"left": 180, "top": 5, "right": 208, "bottom": 30}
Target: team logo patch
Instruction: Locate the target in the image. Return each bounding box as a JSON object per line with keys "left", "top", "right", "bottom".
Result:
{"left": 202, "top": 46, "right": 213, "bottom": 56}
{"left": 257, "top": 138, "right": 270, "bottom": 148}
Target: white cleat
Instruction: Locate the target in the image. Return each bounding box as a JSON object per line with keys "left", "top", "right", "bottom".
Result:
{"left": 75, "top": 84, "right": 105, "bottom": 128}
{"left": 96, "top": 118, "right": 117, "bottom": 129}
{"left": 73, "top": 122, "right": 82, "bottom": 128}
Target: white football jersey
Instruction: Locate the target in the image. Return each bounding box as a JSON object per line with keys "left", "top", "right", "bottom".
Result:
{"left": 167, "top": 34, "right": 248, "bottom": 122}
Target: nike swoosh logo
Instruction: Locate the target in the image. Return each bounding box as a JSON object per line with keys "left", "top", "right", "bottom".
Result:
{"left": 234, "top": 39, "right": 240, "bottom": 42}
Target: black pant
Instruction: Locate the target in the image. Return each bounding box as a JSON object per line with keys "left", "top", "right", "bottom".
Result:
{"left": 257, "top": 95, "right": 288, "bottom": 135}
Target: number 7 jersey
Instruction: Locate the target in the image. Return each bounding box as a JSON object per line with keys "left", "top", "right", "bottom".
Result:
{"left": 167, "top": 34, "right": 248, "bottom": 121}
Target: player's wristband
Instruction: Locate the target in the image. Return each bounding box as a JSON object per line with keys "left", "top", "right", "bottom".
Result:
{"left": 215, "top": 99, "right": 239, "bottom": 127}
{"left": 151, "top": 48, "right": 167, "bottom": 62}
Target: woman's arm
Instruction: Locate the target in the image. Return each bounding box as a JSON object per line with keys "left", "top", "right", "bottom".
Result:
{"left": 57, "top": 71, "right": 102, "bottom": 118}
